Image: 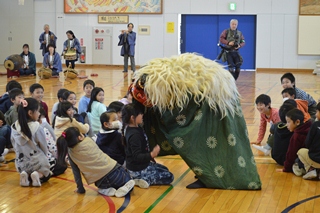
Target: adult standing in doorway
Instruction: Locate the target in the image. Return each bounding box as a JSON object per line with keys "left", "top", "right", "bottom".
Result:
{"left": 63, "top": 30, "right": 81, "bottom": 69}
{"left": 219, "top": 19, "right": 245, "bottom": 80}
{"left": 39, "top": 24, "right": 57, "bottom": 56}
{"left": 118, "top": 23, "right": 136, "bottom": 73}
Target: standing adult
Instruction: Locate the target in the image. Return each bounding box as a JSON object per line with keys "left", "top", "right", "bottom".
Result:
{"left": 118, "top": 23, "right": 136, "bottom": 73}
{"left": 39, "top": 24, "right": 57, "bottom": 56}
{"left": 19, "top": 44, "right": 36, "bottom": 76}
{"left": 63, "top": 30, "right": 81, "bottom": 69}
{"left": 219, "top": 19, "right": 245, "bottom": 80}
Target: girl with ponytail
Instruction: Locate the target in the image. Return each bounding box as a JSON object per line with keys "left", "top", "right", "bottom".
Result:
{"left": 11, "top": 98, "right": 51, "bottom": 187}
{"left": 56, "top": 127, "right": 134, "bottom": 197}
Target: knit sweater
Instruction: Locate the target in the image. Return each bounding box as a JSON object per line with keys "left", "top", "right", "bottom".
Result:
{"left": 68, "top": 137, "right": 117, "bottom": 184}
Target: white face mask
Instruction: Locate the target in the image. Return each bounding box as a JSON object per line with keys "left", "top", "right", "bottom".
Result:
{"left": 110, "top": 120, "right": 122, "bottom": 130}
{"left": 283, "top": 97, "right": 289, "bottom": 102}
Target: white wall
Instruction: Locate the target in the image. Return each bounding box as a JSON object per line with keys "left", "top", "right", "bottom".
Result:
{"left": 22, "top": 0, "right": 320, "bottom": 68}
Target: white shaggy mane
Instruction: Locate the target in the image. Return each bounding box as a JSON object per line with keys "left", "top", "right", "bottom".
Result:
{"left": 134, "top": 53, "right": 241, "bottom": 118}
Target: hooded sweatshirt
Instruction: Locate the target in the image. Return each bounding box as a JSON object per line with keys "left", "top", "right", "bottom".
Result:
{"left": 295, "top": 99, "right": 311, "bottom": 123}
{"left": 11, "top": 121, "right": 50, "bottom": 176}
{"left": 54, "top": 116, "right": 89, "bottom": 139}
{"left": 283, "top": 120, "right": 312, "bottom": 172}
{"left": 96, "top": 129, "right": 126, "bottom": 165}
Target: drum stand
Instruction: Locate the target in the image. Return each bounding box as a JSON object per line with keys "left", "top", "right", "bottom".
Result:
{"left": 6, "top": 69, "right": 20, "bottom": 78}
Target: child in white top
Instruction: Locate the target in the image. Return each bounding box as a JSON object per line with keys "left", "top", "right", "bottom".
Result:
{"left": 10, "top": 98, "right": 51, "bottom": 187}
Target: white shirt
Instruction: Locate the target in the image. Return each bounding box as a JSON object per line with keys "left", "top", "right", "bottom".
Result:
{"left": 23, "top": 55, "right": 29, "bottom": 68}
{"left": 49, "top": 55, "right": 53, "bottom": 65}
{"left": 45, "top": 34, "right": 49, "bottom": 47}
{"left": 69, "top": 39, "right": 74, "bottom": 48}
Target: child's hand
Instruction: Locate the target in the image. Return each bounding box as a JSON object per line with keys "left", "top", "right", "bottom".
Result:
{"left": 0, "top": 120, "right": 3, "bottom": 127}
{"left": 250, "top": 141, "right": 261, "bottom": 145}
{"left": 276, "top": 168, "right": 284, "bottom": 172}
{"left": 151, "top": 145, "right": 160, "bottom": 158}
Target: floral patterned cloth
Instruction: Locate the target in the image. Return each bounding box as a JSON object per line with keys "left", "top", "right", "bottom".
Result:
{"left": 144, "top": 99, "right": 262, "bottom": 190}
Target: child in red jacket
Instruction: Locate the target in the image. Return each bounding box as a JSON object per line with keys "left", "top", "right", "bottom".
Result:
{"left": 276, "top": 109, "right": 312, "bottom": 173}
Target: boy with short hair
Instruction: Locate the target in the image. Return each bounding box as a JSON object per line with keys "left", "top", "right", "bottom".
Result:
{"left": 78, "top": 80, "right": 95, "bottom": 114}
{"left": 281, "top": 88, "right": 311, "bottom": 122}
{"left": 4, "top": 89, "right": 24, "bottom": 126}
{"left": 276, "top": 108, "right": 312, "bottom": 173}
{"left": 251, "top": 94, "right": 281, "bottom": 146}
{"left": 51, "top": 88, "right": 69, "bottom": 122}
{"left": 296, "top": 102, "right": 320, "bottom": 179}
{"left": 0, "top": 80, "right": 22, "bottom": 114}
{"left": 281, "top": 72, "right": 317, "bottom": 120}
{"left": 29, "top": 83, "right": 50, "bottom": 123}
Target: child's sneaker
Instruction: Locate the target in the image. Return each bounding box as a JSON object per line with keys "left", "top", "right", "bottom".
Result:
{"left": 98, "top": 188, "right": 116, "bottom": 196}
{"left": 292, "top": 163, "right": 306, "bottom": 176}
{"left": 31, "top": 171, "right": 41, "bottom": 187}
{"left": 20, "top": 171, "right": 30, "bottom": 187}
{"left": 115, "top": 179, "right": 135, "bottom": 198}
{"left": 1, "top": 148, "right": 9, "bottom": 157}
{"left": 134, "top": 179, "right": 150, "bottom": 189}
{"left": 303, "top": 169, "right": 317, "bottom": 180}
{"left": 252, "top": 144, "right": 271, "bottom": 156}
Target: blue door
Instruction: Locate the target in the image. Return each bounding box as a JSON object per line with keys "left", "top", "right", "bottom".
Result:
{"left": 181, "top": 15, "right": 256, "bottom": 70}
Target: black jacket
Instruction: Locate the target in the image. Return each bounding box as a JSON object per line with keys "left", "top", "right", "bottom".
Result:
{"left": 96, "top": 130, "right": 125, "bottom": 165}
{"left": 271, "top": 122, "right": 293, "bottom": 165}
{"left": 305, "top": 121, "right": 320, "bottom": 163}
{"left": 124, "top": 126, "right": 152, "bottom": 171}
{"left": 0, "top": 94, "right": 12, "bottom": 114}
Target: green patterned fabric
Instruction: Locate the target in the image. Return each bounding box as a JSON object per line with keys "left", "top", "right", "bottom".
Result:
{"left": 144, "top": 99, "right": 261, "bottom": 190}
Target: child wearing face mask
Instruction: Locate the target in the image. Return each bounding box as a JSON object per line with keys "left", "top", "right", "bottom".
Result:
{"left": 96, "top": 110, "right": 125, "bottom": 166}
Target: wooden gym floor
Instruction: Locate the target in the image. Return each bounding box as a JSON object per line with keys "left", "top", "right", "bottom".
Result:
{"left": 0, "top": 64, "right": 320, "bottom": 213}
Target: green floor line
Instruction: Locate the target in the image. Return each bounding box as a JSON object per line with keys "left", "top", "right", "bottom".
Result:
{"left": 144, "top": 168, "right": 191, "bottom": 213}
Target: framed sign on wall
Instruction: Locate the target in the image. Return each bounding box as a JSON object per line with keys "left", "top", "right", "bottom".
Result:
{"left": 98, "top": 15, "right": 129, "bottom": 24}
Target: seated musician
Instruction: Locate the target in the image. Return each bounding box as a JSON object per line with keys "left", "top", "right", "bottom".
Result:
{"left": 19, "top": 44, "right": 36, "bottom": 76}
{"left": 63, "top": 30, "right": 81, "bottom": 69}
{"left": 43, "top": 44, "right": 62, "bottom": 77}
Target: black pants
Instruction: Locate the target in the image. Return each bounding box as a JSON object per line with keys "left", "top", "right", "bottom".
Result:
{"left": 227, "top": 51, "right": 242, "bottom": 80}
{"left": 66, "top": 60, "right": 76, "bottom": 69}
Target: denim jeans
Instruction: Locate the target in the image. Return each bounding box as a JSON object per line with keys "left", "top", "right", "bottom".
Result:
{"left": 128, "top": 162, "right": 174, "bottom": 185}
{"left": 95, "top": 164, "right": 132, "bottom": 189}
{"left": 0, "top": 125, "right": 12, "bottom": 148}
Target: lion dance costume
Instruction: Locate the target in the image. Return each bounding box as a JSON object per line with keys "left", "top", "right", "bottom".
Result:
{"left": 130, "top": 53, "right": 261, "bottom": 190}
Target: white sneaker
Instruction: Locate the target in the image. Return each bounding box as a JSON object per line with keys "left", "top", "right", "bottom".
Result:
{"left": 303, "top": 169, "right": 317, "bottom": 180}
{"left": 20, "top": 171, "right": 30, "bottom": 187}
{"left": 1, "top": 148, "right": 9, "bottom": 156}
{"left": 30, "top": 171, "right": 41, "bottom": 187}
{"left": 0, "top": 156, "right": 5, "bottom": 163}
{"left": 134, "top": 179, "right": 150, "bottom": 189}
{"left": 252, "top": 144, "right": 271, "bottom": 156}
{"left": 98, "top": 188, "right": 116, "bottom": 196}
{"left": 115, "top": 179, "right": 135, "bottom": 198}
{"left": 292, "top": 163, "right": 306, "bottom": 176}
